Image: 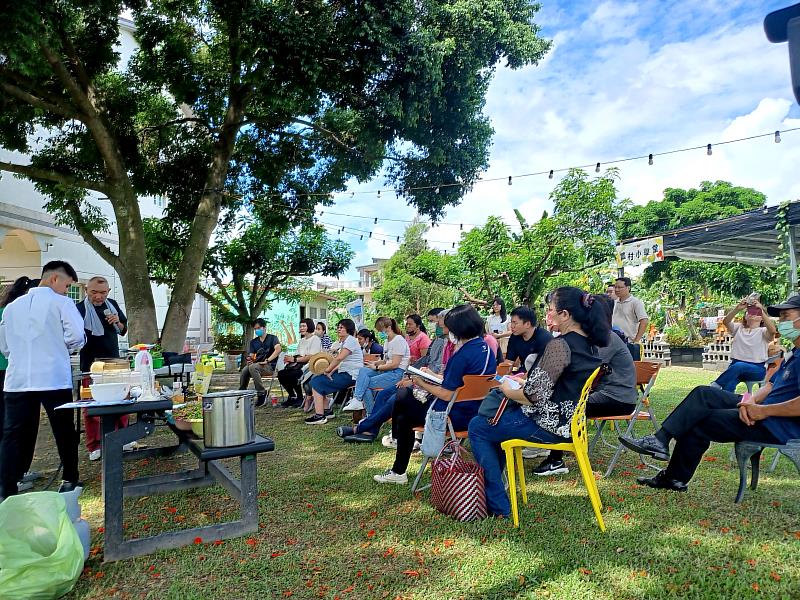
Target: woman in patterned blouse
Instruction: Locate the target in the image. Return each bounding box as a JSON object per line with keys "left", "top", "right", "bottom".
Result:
{"left": 468, "top": 286, "right": 611, "bottom": 518}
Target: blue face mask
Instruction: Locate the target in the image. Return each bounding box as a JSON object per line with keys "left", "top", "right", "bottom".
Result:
{"left": 435, "top": 326, "right": 444, "bottom": 337}
{"left": 254, "top": 328, "right": 265, "bottom": 337}
{"left": 777, "top": 319, "right": 800, "bottom": 341}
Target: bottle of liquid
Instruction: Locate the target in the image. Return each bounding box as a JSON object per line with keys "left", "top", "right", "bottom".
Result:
{"left": 134, "top": 349, "right": 157, "bottom": 400}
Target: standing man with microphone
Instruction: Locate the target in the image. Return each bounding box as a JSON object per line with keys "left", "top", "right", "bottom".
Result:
{"left": 76, "top": 276, "right": 130, "bottom": 461}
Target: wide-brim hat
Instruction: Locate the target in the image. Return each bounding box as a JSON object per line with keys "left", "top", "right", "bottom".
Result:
{"left": 308, "top": 352, "right": 334, "bottom": 375}
{"left": 767, "top": 295, "right": 800, "bottom": 317}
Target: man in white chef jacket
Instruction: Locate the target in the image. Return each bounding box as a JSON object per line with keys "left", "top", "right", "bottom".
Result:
{"left": 0, "top": 261, "right": 86, "bottom": 499}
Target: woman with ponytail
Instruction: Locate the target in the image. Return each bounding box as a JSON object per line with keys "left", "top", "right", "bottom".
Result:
{"left": 342, "top": 317, "right": 410, "bottom": 413}
{"left": 468, "top": 286, "right": 610, "bottom": 518}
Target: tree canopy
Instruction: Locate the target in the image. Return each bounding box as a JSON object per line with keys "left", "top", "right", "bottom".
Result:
{"left": 0, "top": 0, "right": 550, "bottom": 349}
{"left": 409, "top": 168, "right": 628, "bottom": 307}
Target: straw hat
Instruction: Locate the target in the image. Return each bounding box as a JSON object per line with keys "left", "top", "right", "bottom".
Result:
{"left": 308, "top": 352, "right": 334, "bottom": 375}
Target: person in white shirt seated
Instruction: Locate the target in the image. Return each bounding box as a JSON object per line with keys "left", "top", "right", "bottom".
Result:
{"left": 0, "top": 261, "right": 86, "bottom": 499}
{"left": 305, "top": 319, "right": 364, "bottom": 425}
{"left": 278, "top": 318, "right": 322, "bottom": 408}
{"left": 342, "top": 317, "right": 410, "bottom": 413}
{"left": 711, "top": 298, "right": 777, "bottom": 392}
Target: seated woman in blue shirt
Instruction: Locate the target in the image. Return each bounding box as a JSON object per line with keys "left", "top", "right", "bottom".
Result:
{"left": 468, "top": 287, "right": 610, "bottom": 517}
{"left": 373, "top": 304, "right": 496, "bottom": 485}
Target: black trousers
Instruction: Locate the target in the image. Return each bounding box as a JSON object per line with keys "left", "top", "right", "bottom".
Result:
{"left": 0, "top": 389, "right": 79, "bottom": 497}
{"left": 390, "top": 387, "right": 432, "bottom": 474}
{"left": 550, "top": 393, "right": 637, "bottom": 461}
{"left": 661, "top": 385, "right": 779, "bottom": 483}
{"left": 277, "top": 366, "right": 304, "bottom": 399}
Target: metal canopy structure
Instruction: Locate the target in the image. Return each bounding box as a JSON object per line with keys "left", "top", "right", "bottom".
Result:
{"left": 619, "top": 200, "right": 800, "bottom": 289}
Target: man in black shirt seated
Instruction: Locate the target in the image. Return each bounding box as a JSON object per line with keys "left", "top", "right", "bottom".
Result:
{"left": 505, "top": 306, "right": 552, "bottom": 373}
{"left": 239, "top": 318, "right": 282, "bottom": 406}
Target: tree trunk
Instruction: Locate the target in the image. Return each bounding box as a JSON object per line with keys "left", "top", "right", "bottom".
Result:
{"left": 159, "top": 95, "right": 244, "bottom": 352}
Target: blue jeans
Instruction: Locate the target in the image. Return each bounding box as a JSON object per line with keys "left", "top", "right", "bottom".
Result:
{"left": 713, "top": 359, "right": 766, "bottom": 392}
{"left": 353, "top": 367, "right": 404, "bottom": 413}
{"left": 310, "top": 371, "right": 355, "bottom": 396}
{"left": 468, "top": 405, "right": 565, "bottom": 517}
{"left": 356, "top": 387, "right": 397, "bottom": 437}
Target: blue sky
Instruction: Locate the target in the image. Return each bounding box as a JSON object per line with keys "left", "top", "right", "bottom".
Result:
{"left": 320, "top": 1, "right": 800, "bottom": 280}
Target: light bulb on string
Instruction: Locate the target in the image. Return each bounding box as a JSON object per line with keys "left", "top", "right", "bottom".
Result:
{"left": 434, "top": 186, "right": 440, "bottom": 194}
{"left": 368, "top": 232, "right": 372, "bottom": 238}
{"left": 396, "top": 236, "right": 400, "bottom": 242}
{"left": 595, "top": 162, "right": 600, "bottom": 173}
{"left": 382, "top": 240, "right": 385, "bottom": 245}
{"left": 377, "top": 190, "right": 381, "bottom": 198}
{"left": 452, "top": 242, "right": 455, "bottom": 249}
{"left": 707, "top": 144, "right": 712, "bottom": 155}
{"left": 374, "top": 217, "right": 378, "bottom": 224}
{"left": 648, "top": 154, "right": 653, "bottom": 165}
{"left": 459, "top": 224, "right": 463, "bottom": 231}
{"left": 359, "top": 235, "right": 363, "bottom": 240}
{"left": 508, "top": 176, "right": 512, "bottom": 186}
{"left": 775, "top": 130, "right": 781, "bottom": 143}
{"left": 548, "top": 170, "right": 554, "bottom": 179}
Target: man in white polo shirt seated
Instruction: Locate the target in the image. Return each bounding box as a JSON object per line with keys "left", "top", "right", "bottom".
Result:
{"left": 612, "top": 277, "right": 649, "bottom": 342}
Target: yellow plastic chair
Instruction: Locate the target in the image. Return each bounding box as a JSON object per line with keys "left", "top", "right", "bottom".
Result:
{"left": 501, "top": 367, "right": 606, "bottom": 531}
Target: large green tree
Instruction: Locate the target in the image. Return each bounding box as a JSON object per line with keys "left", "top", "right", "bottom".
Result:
{"left": 0, "top": 0, "right": 550, "bottom": 349}
{"left": 372, "top": 221, "right": 459, "bottom": 318}
{"left": 412, "top": 168, "right": 628, "bottom": 306}
{"left": 618, "top": 181, "right": 783, "bottom": 309}
{"left": 146, "top": 218, "right": 352, "bottom": 347}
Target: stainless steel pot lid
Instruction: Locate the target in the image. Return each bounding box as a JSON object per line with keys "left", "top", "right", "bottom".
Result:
{"left": 200, "top": 390, "right": 257, "bottom": 398}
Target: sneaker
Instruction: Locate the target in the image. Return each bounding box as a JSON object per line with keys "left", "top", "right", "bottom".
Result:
{"left": 341, "top": 398, "right": 365, "bottom": 412}
{"left": 618, "top": 434, "right": 670, "bottom": 461}
{"left": 304, "top": 414, "right": 328, "bottom": 425}
{"left": 373, "top": 469, "right": 408, "bottom": 485}
{"left": 344, "top": 433, "right": 376, "bottom": 443}
{"left": 532, "top": 458, "right": 569, "bottom": 476}
{"left": 323, "top": 408, "right": 334, "bottom": 417}
{"left": 337, "top": 426, "right": 355, "bottom": 438}
{"left": 122, "top": 441, "right": 140, "bottom": 452}
{"left": 412, "top": 440, "right": 422, "bottom": 453}
{"left": 58, "top": 480, "right": 83, "bottom": 493}
{"left": 254, "top": 393, "right": 268, "bottom": 408}
{"left": 89, "top": 449, "right": 102, "bottom": 461}
{"left": 381, "top": 435, "right": 397, "bottom": 449}
{"left": 17, "top": 481, "right": 33, "bottom": 492}
{"left": 521, "top": 447, "right": 550, "bottom": 459}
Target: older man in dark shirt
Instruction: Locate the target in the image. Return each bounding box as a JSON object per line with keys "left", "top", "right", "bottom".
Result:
{"left": 76, "top": 276, "right": 129, "bottom": 461}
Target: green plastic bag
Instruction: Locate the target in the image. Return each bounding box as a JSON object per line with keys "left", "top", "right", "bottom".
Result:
{"left": 0, "top": 491, "right": 84, "bottom": 599}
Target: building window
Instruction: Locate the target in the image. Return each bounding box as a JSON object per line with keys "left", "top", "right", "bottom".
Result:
{"left": 319, "top": 308, "right": 327, "bottom": 320}
{"left": 310, "top": 307, "right": 318, "bottom": 319}
{"left": 67, "top": 283, "right": 83, "bottom": 301}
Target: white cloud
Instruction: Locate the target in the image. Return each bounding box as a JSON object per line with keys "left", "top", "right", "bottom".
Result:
{"left": 328, "top": 1, "right": 800, "bottom": 278}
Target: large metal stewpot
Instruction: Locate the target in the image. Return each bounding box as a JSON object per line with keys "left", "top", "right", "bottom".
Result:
{"left": 201, "top": 390, "right": 256, "bottom": 447}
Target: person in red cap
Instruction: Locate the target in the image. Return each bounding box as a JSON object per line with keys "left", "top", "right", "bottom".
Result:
{"left": 710, "top": 296, "right": 777, "bottom": 392}
{"left": 619, "top": 294, "right": 800, "bottom": 492}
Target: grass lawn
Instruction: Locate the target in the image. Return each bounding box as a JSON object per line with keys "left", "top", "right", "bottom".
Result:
{"left": 34, "top": 366, "right": 798, "bottom": 599}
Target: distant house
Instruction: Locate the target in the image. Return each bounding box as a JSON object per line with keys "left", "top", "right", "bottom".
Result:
{"left": 316, "top": 258, "right": 388, "bottom": 304}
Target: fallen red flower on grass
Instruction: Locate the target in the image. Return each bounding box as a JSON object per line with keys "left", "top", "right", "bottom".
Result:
{"left": 193, "top": 537, "right": 203, "bottom": 545}
{"left": 245, "top": 538, "right": 257, "bottom": 546}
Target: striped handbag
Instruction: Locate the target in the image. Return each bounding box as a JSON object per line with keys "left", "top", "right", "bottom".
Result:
{"left": 430, "top": 440, "right": 488, "bottom": 521}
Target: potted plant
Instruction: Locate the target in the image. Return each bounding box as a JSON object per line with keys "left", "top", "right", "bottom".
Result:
{"left": 214, "top": 332, "right": 244, "bottom": 372}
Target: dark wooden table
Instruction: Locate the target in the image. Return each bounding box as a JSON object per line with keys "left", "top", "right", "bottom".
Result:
{"left": 86, "top": 399, "right": 274, "bottom": 561}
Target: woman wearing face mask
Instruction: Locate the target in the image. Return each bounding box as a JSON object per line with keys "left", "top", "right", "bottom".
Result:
{"left": 373, "top": 305, "right": 496, "bottom": 484}
{"left": 356, "top": 328, "right": 384, "bottom": 356}
{"left": 468, "top": 287, "right": 610, "bottom": 517}
{"left": 278, "top": 318, "right": 322, "bottom": 408}
{"left": 711, "top": 297, "right": 777, "bottom": 392}
{"left": 343, "top": 318, "right": 410, "bottom": 413}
